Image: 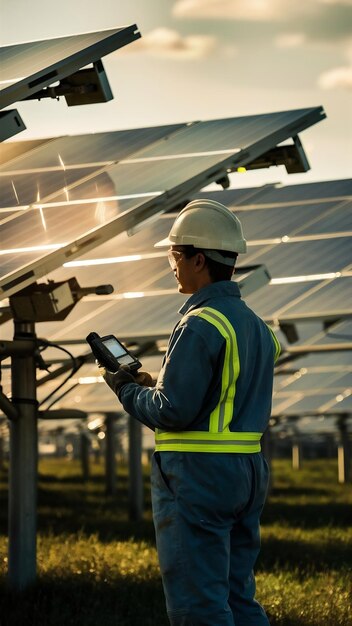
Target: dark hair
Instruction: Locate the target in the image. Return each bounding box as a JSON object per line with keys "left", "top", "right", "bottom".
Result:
{"left": 182, "top": 246, "right": 237, "bottom": 282}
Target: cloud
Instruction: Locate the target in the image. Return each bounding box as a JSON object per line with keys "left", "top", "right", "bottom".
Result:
{"left": 173, "top": 0, "right": 352, "bottom": 29}
{"left": 275, "top": 33, "right": 307, "bottom": 48}
{"left": 173, "top": 0, "right": 352, "bottom": 46}
{"left": 122, "top": 27, "right": 217, "bottom": 59}
{"left": 318, "top": 0, "right": 352, "bottom": 5}
{"left": 317, "top": 40, "right": 352, "bottom": 88}
{"left": 318, "top": 65, "right": 352, "bottom": 88}
{"left": 173, "top": 0, "right": 291, "bottom": 21}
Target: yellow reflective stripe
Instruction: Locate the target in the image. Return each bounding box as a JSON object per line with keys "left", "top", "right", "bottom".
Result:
{"left": 198, "top": 308, "right": 239, "bottom": 432}
{"left": 266, "top": 324, "right": 281, "bottom": 362}
{"left": 182, "top": 307, "right": 240, "bottom": 433}
{"left": 155, "top": 431, "right": 262, "bottom": 453}
{"left": 156, "top": 431, "right": 261, "bottom": 441}
{"left": 155, "top": 443, "right": 261, "bottom": 453}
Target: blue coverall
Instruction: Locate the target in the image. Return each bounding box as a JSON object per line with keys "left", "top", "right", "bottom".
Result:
{"left": 119, "top": 280, "right": 279, "bottom": 626}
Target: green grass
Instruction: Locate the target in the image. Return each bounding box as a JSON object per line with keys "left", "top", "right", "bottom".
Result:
{"left": 0, "top": 458, "right": 351, "bottom": 626}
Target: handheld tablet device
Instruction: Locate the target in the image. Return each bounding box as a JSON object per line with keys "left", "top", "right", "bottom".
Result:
{"left": 86, "top": 332, "right": 142, "bottom": 372}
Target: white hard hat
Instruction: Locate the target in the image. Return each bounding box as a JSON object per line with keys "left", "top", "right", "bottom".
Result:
{"left": 154, "top": 199, "right": 247, "bottom": 253}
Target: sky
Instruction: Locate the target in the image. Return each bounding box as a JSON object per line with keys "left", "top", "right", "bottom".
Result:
{"left": 1, "top": 0, "right": 352, "bottom": 187}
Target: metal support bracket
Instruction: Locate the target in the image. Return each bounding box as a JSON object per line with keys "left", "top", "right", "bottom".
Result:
{"left": 23, "top": 60, "right": 113, "bottom": 106}
{"left": 242, "top": 134, "right": 310, "bottom": 174}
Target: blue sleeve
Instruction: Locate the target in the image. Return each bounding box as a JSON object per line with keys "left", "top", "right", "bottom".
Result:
{"left": 119, "top": 321, "right": 221, "bottom": 431}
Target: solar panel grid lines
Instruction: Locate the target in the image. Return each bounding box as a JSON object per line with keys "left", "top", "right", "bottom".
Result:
{"left": 0, "top": 109, "right": 321, "bottom": 205}
{"left": 116, "top": 107, "right": 324, "bottom": 164}
{"left": 0, "top": 138, "right": 53, "bottom": 167}
{"left": 0, "top": 123, "right": 197, "bottom": 279}
{"left": 242, "top": 235, "right": 352, "bottom": 274}
{"left": 0, "top": 125, "right": 192, "bottom": 216}
{"left": 0, "top": 124, "right": 188, "bottom": 173}
{"left": 278, "top": 197, "right": 352, "bottom": 238}
{"left": 0, "top": 26, "right": 141, "bottom": 109}
{"left": 1, "top": 166, "right": 104, "bottom": 209}
{"left": 0, "top": 106, "right": 328, "bottom": 300}
{"left": 1, "top": 107, "right": 325, "bottom": 201}
{"left": 272, "top": 277, "right": 352, "bottom": 318}
{"left": 41, "top": 294, "right": 182, "bottom": 343}
{"left": 199, "top": 179, "right": 352, "bottom": 207}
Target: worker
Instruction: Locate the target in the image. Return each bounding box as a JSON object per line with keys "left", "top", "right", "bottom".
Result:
{"left": 102, "top": 199, "right": 280, "bottom": 626}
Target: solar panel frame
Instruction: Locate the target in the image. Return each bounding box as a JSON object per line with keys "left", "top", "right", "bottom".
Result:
{"left": 0, "top": 25, "right": 141, "bottom": 110}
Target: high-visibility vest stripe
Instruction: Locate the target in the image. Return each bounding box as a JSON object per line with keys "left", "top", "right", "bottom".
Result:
{"left": 183, "top": 307, "right": 240, "bottom": 433}
{"left": 155, "top": 431, "right": 262, "bottom": 453}
{"left": 155, "top": 306, "right": 262, "bottom": 453}
{"left": 266, "top": 324, "right": 281, "bottom": 362}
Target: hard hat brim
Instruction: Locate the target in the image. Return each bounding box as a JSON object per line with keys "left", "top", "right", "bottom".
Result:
{"left": 154, "top": 237, "right": 172, "bottom": 248}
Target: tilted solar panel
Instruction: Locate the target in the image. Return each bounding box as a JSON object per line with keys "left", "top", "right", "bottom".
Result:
{"left": 0, "top": 26, "right": 141, "bottom": 110}
{"left": 0, "top": 106, "right": 326, "bottom": 298}
{"left": 0, "top": 124, "right": 187, "bottom": 171}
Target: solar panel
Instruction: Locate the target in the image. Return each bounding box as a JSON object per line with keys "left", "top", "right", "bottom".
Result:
{"left": 0, "top": 124, "right": 187, "bottom": 171}
{"left": 0, "top": 106, "right": 326, "bottom": 298}
{"left": 1, "top": 176, "right": 351, "bottom": 423}
{"left": 278, "top": 278, "right": 352, "bottom": 315}
{"left": 0, "top": 138, "right": 50, "bottom": 166}
{"left": 274, "top": 370, "right": 346, "bottom": 392}
{"left": 56, "top": 180, "right": 351, "bottom": 417}
{"left": 0, "top": 26, "right": 141, "bottom": 110}
{"left": 247, "top": 237, "right": 351, "bottom": 277}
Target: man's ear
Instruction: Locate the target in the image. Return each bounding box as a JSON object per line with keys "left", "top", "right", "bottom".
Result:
{"left": 194, "top": 252, "right": 206, "bottom": 271}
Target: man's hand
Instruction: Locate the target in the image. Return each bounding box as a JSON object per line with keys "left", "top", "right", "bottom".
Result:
{"left": 99, "top": 366, "right": 155, "bottom": 398}
{"left": 101, "top": 366, "right": 135, "bottom": 397}
{"left": 134, "top": 371, "right": 156, "bottom": 387}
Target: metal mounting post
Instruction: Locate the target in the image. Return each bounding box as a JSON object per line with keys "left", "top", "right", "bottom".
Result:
{"left": 80, "top": 432, "right": 90, "bottom": 481}
{"left": 105, "top": 413, "right": 117, "bottom": 496}
{"left": 292, "top": 440, "right": 302, "bottom": 470}
{"left": 337, "top": 414, "right": 351, "bottom": 484}
{"left": 128, "top": 417, "right": 143, "bottom": 521}
{"left": 8, "top": 321, "right": 37, "bottom": 590}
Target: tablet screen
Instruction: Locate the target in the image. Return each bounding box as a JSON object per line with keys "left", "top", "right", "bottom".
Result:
{"left": 102, "top": 337, "right": 128, "bottom": 359}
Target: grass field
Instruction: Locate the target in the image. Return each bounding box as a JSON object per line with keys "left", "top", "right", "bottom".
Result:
{"left": 0, "top": 457, "right": 351, "bottom": 626}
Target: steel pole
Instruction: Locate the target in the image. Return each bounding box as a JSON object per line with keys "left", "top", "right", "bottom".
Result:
{"left": 128, "top": 417, "right": 143, "bottom": 521}
{"left": 8, "top": 321, "right": 37, "bottom": 589}
{"left": 292, "top": 441, "right": 302, "bottom": 470}
{"left": 337, "top": 415, "right": 351, "bottom": 484}
{"left": 105, "top": 413, "right": 116, "bottom": 495}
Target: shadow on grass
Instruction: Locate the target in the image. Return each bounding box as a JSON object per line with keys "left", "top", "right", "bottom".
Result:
{"left": 262, "top": 500, "right": 351, "bottom": 529}
{"left": 259, "top": 536, "right": 352, "bottom": 571}
{"left": 270, "top": 486, "right": 332, "bottom": 497}
{"left": 0, "top": 575, "right": 168, "bottom": 626}
{"left": 0, "top": 574, "right": 341, "bottom": 626}
{"left": 38, "top": 515, "right": 157, "bottom": 543}
{"left": 37, "top": 471, "right": 130, "bottom": 487}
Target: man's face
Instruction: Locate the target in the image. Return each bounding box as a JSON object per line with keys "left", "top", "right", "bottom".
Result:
{"left": 168, "top": 246, "right": 199, "bottom": 294}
